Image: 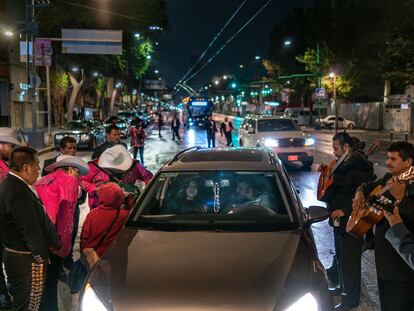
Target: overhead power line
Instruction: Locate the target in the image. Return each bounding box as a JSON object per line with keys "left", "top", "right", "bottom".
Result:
{"left": 173, "top": 0, "right": 248, "bottom": 90}
{"left": 175, "top": 0, "right": 273, "bottom": 95}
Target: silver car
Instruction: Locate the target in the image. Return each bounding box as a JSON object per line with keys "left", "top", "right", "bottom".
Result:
{"left": 79, "top": 147, "right": 332, "bottom": 311}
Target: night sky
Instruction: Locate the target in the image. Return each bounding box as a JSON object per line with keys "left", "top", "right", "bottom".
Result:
{"left": 160, "top": 0, "right": 313, "bottom": 90}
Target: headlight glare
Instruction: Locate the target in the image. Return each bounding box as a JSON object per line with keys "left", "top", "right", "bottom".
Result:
{"left": 81, "top": 134, "right": 90, "bottom": 142}
{"left": 305, "top": 138, "right": 315, "bottom": 146}
{"left": 284, "top": 292, "right": 318, "bottom": 311}
{"left": 264, "top": 138, "right": 279, "bottom": 147}
{"left": 81, "top": 283, "right": 108, "bottom": 311}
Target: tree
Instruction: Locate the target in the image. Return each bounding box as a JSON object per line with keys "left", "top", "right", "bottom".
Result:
{"left": 37, "top": 0, "right": 169, "bottom": 115}
{"left": 50, "top": 71, "right": 69, "bottom": 128}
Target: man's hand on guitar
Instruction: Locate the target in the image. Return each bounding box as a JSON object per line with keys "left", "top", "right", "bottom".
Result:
{"left": 384, "top": 206, "right": 403, "bottom": 227}
{"left": 388, "top": 177, "right": 406, "bottom": 202}
{"left": 331, "top": 209, "right": 345, "bottom": 219}
{"left": 352, "top": 191, "right": 366, "bottom": 211}
{"left": 317, "top": 163, "right": 327, "bottom": 173}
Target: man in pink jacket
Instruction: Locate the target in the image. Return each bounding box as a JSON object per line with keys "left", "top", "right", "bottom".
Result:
{"left": 35, "top": 155, "right": 89, "bottom": 311}
{"left": 82, "top": 145, "right": 153, "bottom": 210}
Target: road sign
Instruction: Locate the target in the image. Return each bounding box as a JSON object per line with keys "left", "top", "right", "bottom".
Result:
{"left": 35, "top": 38, "right": 52, "bottom": 66}
{"left": 315, "top": 87, "right": 326, "bottom": 99}
{"left": 61, "top": 29, "right": 122, "bottom": 55}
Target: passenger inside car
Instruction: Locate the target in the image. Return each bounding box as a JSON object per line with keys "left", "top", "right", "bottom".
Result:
{"left": 166, "top": 178, "right": 207, "bottom": 214}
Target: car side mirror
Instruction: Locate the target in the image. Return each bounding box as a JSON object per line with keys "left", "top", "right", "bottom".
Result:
{"left": 306, "top": 205, "right": 329, "bottom": 225}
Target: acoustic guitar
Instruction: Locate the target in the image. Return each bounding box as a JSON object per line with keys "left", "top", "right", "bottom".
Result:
{"left": 346, "top": 167, "right": 414, "bottom": 238}
{"left": 317, "top": 140, "right": 380, "bottom": 201}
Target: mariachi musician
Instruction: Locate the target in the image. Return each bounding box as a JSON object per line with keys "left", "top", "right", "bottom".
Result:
{"left": 319, "top": 132, "right": 373, "bottom": 311}
{"left": 353, "top": 141, "right": 414, "bottom": 311}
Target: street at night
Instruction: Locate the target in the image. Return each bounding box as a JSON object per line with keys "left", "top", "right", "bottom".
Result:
{"left": 1, "top": 1, "right": 414, "bottom": 310}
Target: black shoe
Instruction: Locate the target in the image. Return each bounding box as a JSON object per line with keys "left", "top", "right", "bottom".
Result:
{"left": 0, "top": 291, "right": 12, "bottom": 310}
{"left": 334, "top": 303, "right": 358, "bottom": 311}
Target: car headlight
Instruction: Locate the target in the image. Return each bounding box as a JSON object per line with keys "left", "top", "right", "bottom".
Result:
{"left": 284, "top": 293, "right": 318, "bottom": 311}
{"left": 81, "top": 134, "right": 90, "bottom": 142}
{"left": 81, "top": 283, "right": 109, "bottom": 311}
{"left": 305, "top": 138, "right": 315, "bottom": 146}
{"left": 189, "top": 122, "right": 194, "bottom": 126}
{"left": 55, "top": 134, "right": 63, "bottom": 141}
{"left": 264, "top": 138, "right": 279, "bottom": 147}
{"left": 189, "top": 117, "right": 192, "bottom": 121}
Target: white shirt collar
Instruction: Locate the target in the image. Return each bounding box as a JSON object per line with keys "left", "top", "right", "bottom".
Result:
{"left": 9, "top": 171, "right": 28, "bottom": 185}
{"left": 9, "top": 171, "right": 39, "bottom": 198}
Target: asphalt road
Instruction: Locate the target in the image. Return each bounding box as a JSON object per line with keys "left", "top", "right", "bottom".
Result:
{"left": 36, "top": 122, "right": 385, "bottom": 311}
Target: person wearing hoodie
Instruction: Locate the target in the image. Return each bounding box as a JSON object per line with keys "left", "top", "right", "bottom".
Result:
{"left": 82, "top": 145, "right": 153, "bottom": 210}
{"left": 80, "top": 182, "right": 129, "bottom": 257}
{"left": 34, "top": 155, "right": 89, "bottom": 311}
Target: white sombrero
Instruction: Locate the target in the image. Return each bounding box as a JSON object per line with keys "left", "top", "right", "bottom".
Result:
{"left": 0, "top": 128, "right": 24, "bottom": 146}
{"left": 45, "top": 155, "right": 90, "bottom": 175}
{"left": 98, "top": 145, "right": 133, "bottom": 172}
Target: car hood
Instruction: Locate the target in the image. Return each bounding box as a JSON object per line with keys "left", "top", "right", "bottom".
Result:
{"left": 89, "top": 228, "right": 317, "bottom": 311}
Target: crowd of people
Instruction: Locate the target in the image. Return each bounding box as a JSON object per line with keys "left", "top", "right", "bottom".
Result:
{"left": 0, "top": 124, "right": 153, "bottom": 311}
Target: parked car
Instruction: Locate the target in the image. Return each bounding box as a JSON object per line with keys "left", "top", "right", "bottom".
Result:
{"left": 54, "top": 120, "right": 105, "bottom": 150}
{"left": 117, "top": 111, "right": 136, "bottom": 125}
{"left": 103, "top": 116, "right": 129, "bottom": 138}
{"left": 79, "top": 147, "right": 332, "bottom": 311}
{"left": 316, "top": 115, "right": 355, "bottom": 129}
{"left": 238, "top": 115, "right": 315, "bottom": 168}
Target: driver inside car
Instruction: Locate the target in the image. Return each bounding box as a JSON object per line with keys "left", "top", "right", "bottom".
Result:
{"left": 224, "top": 177, "right": 274, "bottom": 213}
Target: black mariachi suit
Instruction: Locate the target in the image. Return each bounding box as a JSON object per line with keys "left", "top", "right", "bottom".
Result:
{"left": 0, "top": 174, "right": 59, "bottom": 311}
{"left": 41, "top": 155, "right": 59, "bottom": 177}
{"left": 357, "top": 174, "right": 414, "bottom": 311}
{"left": 323, "top": 151, "right": 374, "bottom": 307}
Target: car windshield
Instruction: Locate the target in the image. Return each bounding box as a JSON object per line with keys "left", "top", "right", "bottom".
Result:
{"left": 128, "top": 171, "right": 295, "bottom": 231}
{"left": 258, "top": 119, "right": 298, "bottom": 132}
{"left": 66, "top": 121, "right": 90, "bottom": 130}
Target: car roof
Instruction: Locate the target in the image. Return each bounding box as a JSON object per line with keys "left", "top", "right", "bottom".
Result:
{"left": 244, "top": 114, "right": 295, "bottom": 122}
{"left": 161, "top": 147, "right": 283, "bottom": 172}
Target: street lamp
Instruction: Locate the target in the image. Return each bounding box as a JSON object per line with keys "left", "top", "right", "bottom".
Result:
{"left": 214, "top": 80, "right": 219, "bottom": 85}
{"left": 154, "top": 70, "right": 159, "bottom": 74}
{"left": 134, "top": 33, "right": 140, "bottom": 39}
{"left": 72, "top": 66, "right": 79, "bottom": 73}
{"left": 255, "top": 55, "right": 261, "bottom": 60}
{"left": 93, "top": 71, "right": 99, "bottom": 77}
{"left": 329, "top": 72, "right": 338, "bottom": 134}
{"left": 239, "top": 64, "right": 244, "bottom": 69}
{"left": 223, "top": 75, "right": 228, "bottom": 80}
{"left": 4, "top": 31, "right": 14, "bottom": 37}
{"left": 284, "top": 40, "right": 292, "bottom": 46}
